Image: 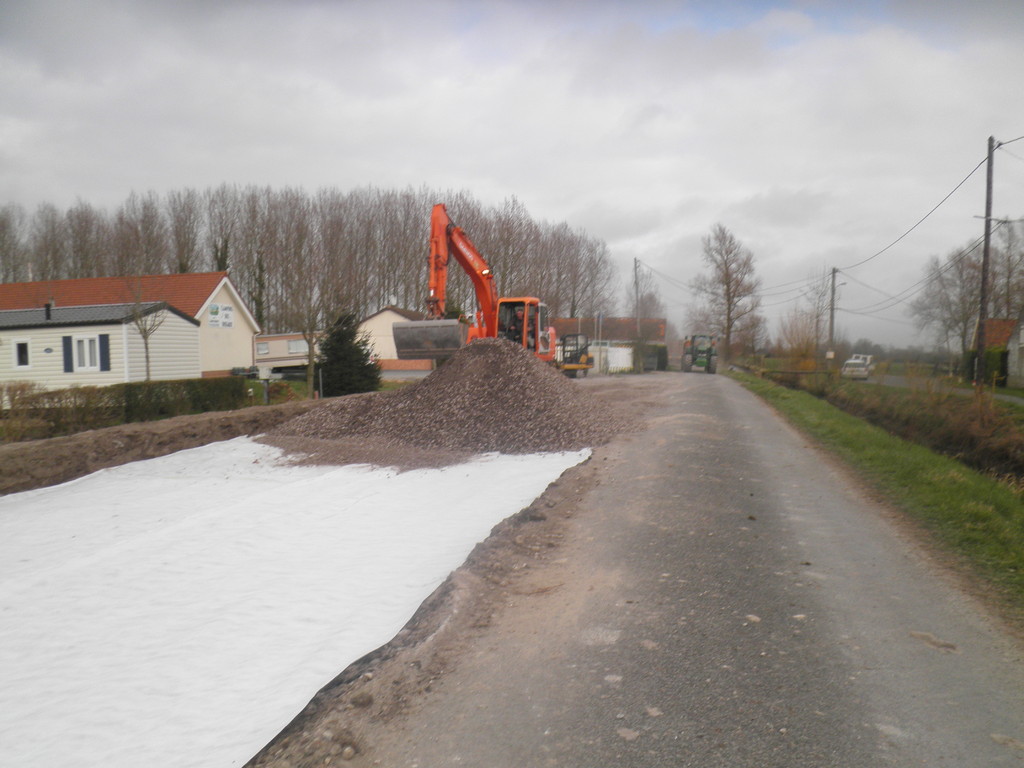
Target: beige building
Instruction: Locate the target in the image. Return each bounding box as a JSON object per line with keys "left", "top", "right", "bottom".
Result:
{"left": 252, "top": 332, "right": 315, "bottom": 379}
{"left": 359, "top": 306, "right": 432, "bottom": 376}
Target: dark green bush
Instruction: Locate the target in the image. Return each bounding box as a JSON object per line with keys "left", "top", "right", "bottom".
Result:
{"left": 317, "top": 314, "right": 381, "bottom": 397}
{"left": 1, "top": 377, "right": 250, "bottom": 443}
{"left": 964, "top": 347, "right": 1008, "bottom": 387}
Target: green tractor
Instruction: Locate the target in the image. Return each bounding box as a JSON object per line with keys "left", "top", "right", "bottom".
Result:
{"left": 682, "top": 334, "right": 717, "bottom": 374}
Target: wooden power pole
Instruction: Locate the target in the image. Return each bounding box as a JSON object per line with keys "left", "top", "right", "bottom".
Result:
{"left": 976, "top": 135, "right": 996, "bottom": 386}
{"left": 828, "top": 266, "right": 837, "bottom": 366}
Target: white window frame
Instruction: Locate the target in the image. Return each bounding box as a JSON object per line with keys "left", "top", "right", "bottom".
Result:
{"left": 13, "top": 338, "right": 31, "bottom": 369}
{"left": 256, "top": 342, "right": 269, "bottom": 355}
{"left": 287, "top": 339, "right": 309, "bottom": 355}
{"left": 73, "top": 334, "right": 100, "bottom": 372}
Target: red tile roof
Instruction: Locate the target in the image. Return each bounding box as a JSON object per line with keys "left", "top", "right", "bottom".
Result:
{"left": 984, "top": 318, "right": 1017, "bottom": 348}
{"left": 0, "top": 272, "right": 229, "bottom": 319}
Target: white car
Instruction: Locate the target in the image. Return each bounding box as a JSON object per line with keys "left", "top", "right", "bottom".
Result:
{"left": 840, "top": 359, "right": 870, "bottom": 380}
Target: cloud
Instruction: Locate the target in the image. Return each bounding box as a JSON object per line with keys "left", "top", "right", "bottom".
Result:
{"left": 1, "top": 0, "right": 1023, "bottom": 346}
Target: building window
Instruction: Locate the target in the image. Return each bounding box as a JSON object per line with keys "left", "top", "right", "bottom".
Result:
{"left": 62, "top": 334, "right": 110, "bottom": 373}
{"left": 256, "top": 342, "right": 269, "bottom": 355}
{"left": 15, "top": 340, "right": 30, "bottom": 368}
{"left": 287, "top": 339, "right": 309, "bottom": 355}
{"left": 76, "top": 336, "right": 99, "bottom": 371}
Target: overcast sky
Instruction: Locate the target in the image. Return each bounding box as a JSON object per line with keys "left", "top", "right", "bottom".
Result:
{"left": 3, "top": 0, "right": 1024, "bottom": 348}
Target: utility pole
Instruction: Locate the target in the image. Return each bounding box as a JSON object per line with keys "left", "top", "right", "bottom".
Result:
{"left": 633, "top": 257, "right": 641, "bottom": 337}
{"left": 828, "top": 267, "right": 837, "bottom": 366}
{"left": 977, "top": 135, "right": 996, "bottom": 386}
{"left": 633, "top": 258, "right": 642, "bottom": 372}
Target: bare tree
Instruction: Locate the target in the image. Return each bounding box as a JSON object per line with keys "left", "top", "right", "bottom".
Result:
{"left": 206, "top": 184, "right": 238, "bottom": 271}
{"left": 30, "top": 203, "right": 68, "bottom": 281}
{"left": 0, "top": 204, "right": 29, "bottom": 282}
{"left": 691, "top": 224, "right": 763, "bottom": 360}
{"left": 777, "top": 305, "right": 820, "bottom": 359}
{"left": 112, "top": 192, "right": 168, "bottom": 276}
{"left": 166, "top": 188, "right": 203, "bottom": 273}
{"left": 236, "top": 186, "right": 276, "bottom": 330}
{"left": 131, "top": 300, "right": 167, "bottom": 381}
{"left": 991, "top": 220, "right": 1024, "bottom": 320}
{"left": 539, "top": 223, "right": 615, "bottom": 320}
{"left": 66, "top": 201, "right": 110, "bottom": 278}
{"left": 909, "top": 242, "right": 982, "bottom": 358}
{"left": 272, "top": 189, "right": 323, "bottom": 393}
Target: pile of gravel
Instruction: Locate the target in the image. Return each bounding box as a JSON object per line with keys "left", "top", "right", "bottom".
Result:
{"left": 269, "top": 338, "right": 624, "bottom": 456}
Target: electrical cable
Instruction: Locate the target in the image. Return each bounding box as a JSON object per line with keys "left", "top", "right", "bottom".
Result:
{"left": 837, "top": 270, "right": 897, "bottom": 299}
{"left": 838, "top": 155, "right": 987, "bottom": 271}
{"left": 843, "top": 230, "right": 992, "bottom": 314}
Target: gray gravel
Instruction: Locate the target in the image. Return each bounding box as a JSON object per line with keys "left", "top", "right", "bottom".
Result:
{"left": 268, "top": 338, "right": 626, "bottom": 460}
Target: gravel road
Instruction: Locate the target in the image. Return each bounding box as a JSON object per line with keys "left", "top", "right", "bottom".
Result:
{"left": 302, "top": 371, "right": 1024, "bottom": 768}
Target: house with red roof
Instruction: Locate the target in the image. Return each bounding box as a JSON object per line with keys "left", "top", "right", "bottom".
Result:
{"left": 0, "top": 272, "right": 259, "bottom": 390}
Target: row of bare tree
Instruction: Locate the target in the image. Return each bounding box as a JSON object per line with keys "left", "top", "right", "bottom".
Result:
{"left": 0, "top": 185, "right": 620, "bottom": 335}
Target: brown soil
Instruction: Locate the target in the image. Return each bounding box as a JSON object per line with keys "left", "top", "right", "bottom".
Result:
{"left": 0, "top": 399, "right": 319, "bottom": 496}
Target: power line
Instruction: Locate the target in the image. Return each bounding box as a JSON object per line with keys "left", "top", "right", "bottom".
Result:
{"left": 839, "top": 155, "right": 987, "bottom": 271}
{"left": 836, "top": 308, "right": 918, "bottom": 327}
{"left": 843, "top": 230, "right": 991, "bottom": 315}
{"left": 838, "top": 270, "right": 896, "bottom": 299}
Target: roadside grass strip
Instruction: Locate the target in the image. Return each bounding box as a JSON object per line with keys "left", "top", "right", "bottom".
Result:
{"left": 733, "top": 372, "right": 1024, "bottom": 613}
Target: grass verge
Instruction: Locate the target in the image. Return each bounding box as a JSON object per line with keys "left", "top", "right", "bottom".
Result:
{"left": 731, "top": 370, "right": 1024, "bottom": 623}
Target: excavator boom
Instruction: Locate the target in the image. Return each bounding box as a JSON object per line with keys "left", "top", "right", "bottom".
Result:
{"left": 393, "top": 203, "right": 557, "bottom": 363}
{"left": 395, "top": 203, "right": 498, "bottom": 360}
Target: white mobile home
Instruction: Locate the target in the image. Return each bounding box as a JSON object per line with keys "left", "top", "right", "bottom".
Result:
{"left": 0, "top": 302, "right": 200, "bottom": 390}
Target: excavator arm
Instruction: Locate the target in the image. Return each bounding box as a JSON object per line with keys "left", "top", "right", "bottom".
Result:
{"left": 393, "top": 203, "right": 499, "bottom": 359}
{"left": 427, "top": 203, "right": 500, "bottom": 337}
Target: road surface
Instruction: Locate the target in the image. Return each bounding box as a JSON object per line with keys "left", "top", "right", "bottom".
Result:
{"left": 347, "top": 372, "right": 1024, "bottom": 767}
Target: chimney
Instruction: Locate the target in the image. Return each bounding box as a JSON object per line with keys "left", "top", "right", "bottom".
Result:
{"left": 44, "top": 301, "right": 52, "bottom": 320}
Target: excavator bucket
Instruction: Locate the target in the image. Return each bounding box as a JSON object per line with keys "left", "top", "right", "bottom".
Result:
{"left": 392, "top": 319, "right": 468, "bottom": 360}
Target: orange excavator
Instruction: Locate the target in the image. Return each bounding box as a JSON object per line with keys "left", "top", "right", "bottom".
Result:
{"left": 393, "top": 203, "right": 557, "bottom": 362}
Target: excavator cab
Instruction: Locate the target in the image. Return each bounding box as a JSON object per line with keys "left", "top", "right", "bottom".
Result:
{"left": 498, "top": 299, "right": 552, "bottom": 356}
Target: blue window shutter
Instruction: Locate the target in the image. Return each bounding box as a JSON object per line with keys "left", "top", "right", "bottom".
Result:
{"left": 99, "top": 334, "right": 111, "bottom": 371}
{"left": 62, "top": 336, "right": 73, "bottom": 373}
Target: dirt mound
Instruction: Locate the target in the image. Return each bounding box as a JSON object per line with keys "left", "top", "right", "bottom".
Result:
{"left": 268, "top": 339, "right": 625, "bottom": 457}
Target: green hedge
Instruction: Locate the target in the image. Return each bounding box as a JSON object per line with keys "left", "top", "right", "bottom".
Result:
{"left": 965, "top": 347, "right": 1008, "bottom": 387}
{"left": 1, "top": 377, "right": 250, "bottom": 443}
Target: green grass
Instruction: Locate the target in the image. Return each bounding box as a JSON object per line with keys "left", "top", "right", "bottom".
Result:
{"left": 731, "top": 370, "right": 1024, "bottom": 621}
